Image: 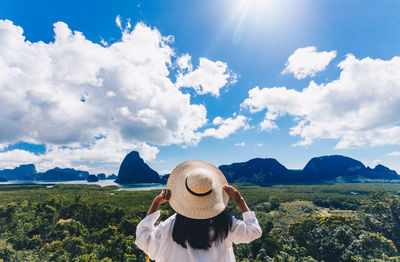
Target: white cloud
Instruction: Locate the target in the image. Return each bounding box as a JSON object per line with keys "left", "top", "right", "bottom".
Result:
{"left": 387, "top": 151, "right": 400, "bottom": 157}
{"left": 0, "top": 19, "right": 236, "bottom": 172}
{"left": 202, "top": 115, "right": 249, "bottom": 139}
{"left": 256, "top": 143, "right": 263, "bottom": 147}
{"left": 118, "top": 107, "right": 132, "bottom": 118}
{"left": 175, "top": 57, "right": 237, "bottom": 97}
{"left": 282, "top": 46, "right": 336, "bottom": 79}
{"left": 212, "top": 116, "right": 223, "bottom": 125}
{"left": 0, "top": 150, "right": 39, "bottom": 168}
{"left": 260, "top": 119, "right": 278, "bottom": 131}
{"left": 0, "top": 134, "right": 159, "bottom": 174}
{"left": 243, "top": 54, "right": 400, "bottom": 149}
{"left": 260, "top": 111, "right": 279, "bottom": 131}
{"left": 100, "top": 37, "right": 108, "bottom": 46}
{"left": 176, "top": 53, "right": 193, "bottom": 72}
{"left": 106, "top": 91, "right": 116, "bottom": 97}
{"left": 235, "top": 142, "right": 245, "bottom": 147}
{"left": 115, "top": 15, "right": 122, "bottom": 30}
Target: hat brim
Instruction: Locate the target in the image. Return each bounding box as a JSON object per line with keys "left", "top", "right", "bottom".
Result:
{"left": 166, "top": 160, "right": 229, "bottom": 219}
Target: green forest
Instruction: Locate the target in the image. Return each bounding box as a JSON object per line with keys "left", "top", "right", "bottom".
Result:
{"left": 1, "top": 183, "right": 400, "bottom": 261}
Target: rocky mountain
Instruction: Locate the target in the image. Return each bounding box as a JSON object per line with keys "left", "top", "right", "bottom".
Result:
{"left": 219, "top": 158, "right": 299, "bottom": 183}
{"left": 364, "top": 164, "right": 400, "bottom": 180}
{"left": 87, "top": 174, "right": 99, "bottom": 182}
{"left": 302, "top": 155, "right": 400, "bottom": 182}
{"left": 115, "top": 151, "right": 160, "bottom": 184}
{"left": 0, "top": 164, "right": 37, "bottom": 180}
{"left": 107, "top": 174, "right": 118, "bottom": 180}
{"left": 160, "top": 174, "right": 169, "bottom": 184}
{"left": 36, "top": 168, "right": 89, "bottom": 181}
{"left": 301, "top": 155, "right": 366, "bottom": 182}
{"left": 97, "top": 173, "right": 106, "bottom": 180}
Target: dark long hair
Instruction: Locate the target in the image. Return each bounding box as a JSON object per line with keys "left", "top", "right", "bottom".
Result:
{"left": 172, "top": 210, "right": 233, "bottom": 250}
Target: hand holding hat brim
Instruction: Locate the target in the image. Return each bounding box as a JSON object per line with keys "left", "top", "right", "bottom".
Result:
{"left": 155, "top": 189, "right": 171, "bottom": 205}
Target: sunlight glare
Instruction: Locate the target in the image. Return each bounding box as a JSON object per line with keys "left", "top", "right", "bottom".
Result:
{"left": 227, "top": 0, "right": 303, "bottom": 44}
{"left": 236, "top": 0, "right": 282, "bottom": 20}
{"left": 230, "top": 0, "right": 284, "bottom": 43}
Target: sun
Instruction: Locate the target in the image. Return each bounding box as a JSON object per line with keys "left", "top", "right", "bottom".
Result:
{"left": 227, "top": 0, "right": 301, "bottom": 43}
{"left": 235, "top": 0, "right": 282, "bottom": 18}
{"left": 229, "top": 0, "right": 282, "bottom": 42}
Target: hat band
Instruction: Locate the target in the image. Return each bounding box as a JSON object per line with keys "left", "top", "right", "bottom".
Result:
{"left": 185, "top": 177, "right": 212, "bottom": 197}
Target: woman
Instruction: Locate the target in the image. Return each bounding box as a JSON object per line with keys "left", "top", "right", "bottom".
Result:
{"left": 135, "top": 160, "right": 262, "bottom": 262}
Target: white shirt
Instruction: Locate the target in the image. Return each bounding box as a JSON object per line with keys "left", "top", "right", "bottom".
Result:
{"left": 135, "top": 210, "right": 262, "bottom": 262}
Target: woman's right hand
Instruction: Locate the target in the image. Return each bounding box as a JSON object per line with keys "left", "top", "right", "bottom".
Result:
{"left": 223, "top": 185, "right": 250, "bottom": 213}
{"left": 223, "top": 185, "right": 242, "bottom": 203}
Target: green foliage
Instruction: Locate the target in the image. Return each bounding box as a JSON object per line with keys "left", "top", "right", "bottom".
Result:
{"left": 0, "top": 183, "right": 400, "bottom": 261}
{"left": 0, "top": 239, "right": 15, "bottom": 261}
{"left": 345, "top": 232, "right": 398, "bottom": 260}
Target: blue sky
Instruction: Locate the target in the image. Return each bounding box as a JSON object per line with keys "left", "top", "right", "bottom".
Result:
{"left": 0, "top": 0, "right": 400, "bottom": 174}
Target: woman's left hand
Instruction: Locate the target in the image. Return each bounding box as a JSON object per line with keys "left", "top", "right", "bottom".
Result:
{"left": 147, "top": 189, "right": 171, "bottom": 216}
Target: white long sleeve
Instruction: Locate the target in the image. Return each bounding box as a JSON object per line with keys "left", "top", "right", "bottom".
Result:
{"left": 135, "top": 210, "right": 262, "bottom": 262}
{"left": 230, "top": 211, "right": 262, "bottom": 244}
{"left": 135, "top": 210, "right": 175, "bottom": 261}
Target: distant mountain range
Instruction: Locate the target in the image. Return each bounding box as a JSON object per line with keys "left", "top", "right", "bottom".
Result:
{"left": 219, "top": 155, "right": 399, "bottom": 184}
{"left": 115, "top": 152, "right": 399, "bottom": 185}
{"left": 0, "top": 151, "right": 399, "bottom": 185}
{"left": 0, "top": 164, "right": 117, "bottom": 182}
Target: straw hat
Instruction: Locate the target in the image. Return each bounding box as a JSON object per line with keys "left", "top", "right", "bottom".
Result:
{"left": 166, "top": 160, "right": 229, "bottom": 219}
